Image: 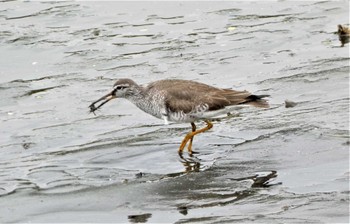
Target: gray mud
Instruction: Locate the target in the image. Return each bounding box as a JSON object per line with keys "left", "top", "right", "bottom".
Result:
{"left": 0, "top": 1, "right": 349, "bottom": 223}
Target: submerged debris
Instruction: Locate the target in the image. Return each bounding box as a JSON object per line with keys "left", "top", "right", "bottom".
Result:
{"left": 177, "top": 206, "right": 188, "bottom": 215}
{"left": 128, "top": 213, "right": 152, "bottom": 223}
{"left": 21, "top": 85, "right": 65, "bottom": 97}
{"left": 23, "top": 87, "right": 57, "bottom": 96}
{"left": 231, "top": 170, "right": 281, "bottom": 188}
{"left": 285, "top": 100, "right": 297, "bottom": 108}
{"left": 337, "top": 24, "right": 350, "bottom": 47}
{"left": 342, "top": 140, "right": 350, "bottom": 146}
{"left": 22, "top": 142, "right": 34, "bottom": 150}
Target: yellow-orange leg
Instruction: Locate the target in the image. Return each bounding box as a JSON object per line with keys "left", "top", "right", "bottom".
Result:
{"left": 187, "top": 122, "right": 196, "bottom": 154}
{"left": 178, "top": 120, "right": 213, "bottom": 155}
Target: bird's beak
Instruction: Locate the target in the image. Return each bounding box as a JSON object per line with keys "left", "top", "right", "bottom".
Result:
{"left": 89, "top": 91, "right": 116, "bottom": 115}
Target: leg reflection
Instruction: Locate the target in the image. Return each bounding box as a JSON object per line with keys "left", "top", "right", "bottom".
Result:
{"left": 179, "top": 153, "right": 201, "bottom": 172}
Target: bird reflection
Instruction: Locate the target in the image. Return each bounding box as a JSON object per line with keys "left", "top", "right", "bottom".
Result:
{"left": 162, "top": 153, "right": 201, "bottom": 179}
{"left": 179, "top": 152, "right": 201, "bottom": 173}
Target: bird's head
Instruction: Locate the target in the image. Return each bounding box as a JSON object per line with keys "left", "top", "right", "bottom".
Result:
{"left": 89, "top": 78, "right": 138, "bottom": 115}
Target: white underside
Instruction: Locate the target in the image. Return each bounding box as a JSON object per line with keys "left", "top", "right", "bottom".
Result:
{"left": 165, "top": 105, "right": 247, "bottom": 124}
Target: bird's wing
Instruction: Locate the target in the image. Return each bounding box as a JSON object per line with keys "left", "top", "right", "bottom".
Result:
{"left": 164, "top": 86, "right": 251, "bottom": 113}
{"left": 147, "top": 79, "right": 267, "bottom": 113}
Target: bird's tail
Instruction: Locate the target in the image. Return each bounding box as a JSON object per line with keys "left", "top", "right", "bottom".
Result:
{"left": 243, "top": 94, "right": 270, "bottom": 108}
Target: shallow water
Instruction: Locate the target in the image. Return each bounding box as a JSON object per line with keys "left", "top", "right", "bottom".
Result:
{"left": 0, "top": 1, "right": 349, "bottom": 223}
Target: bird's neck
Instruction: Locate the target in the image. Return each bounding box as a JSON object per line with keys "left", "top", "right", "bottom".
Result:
{"left": 126, "top": 86, "right": 162, "bottom": 119}
{"left": 126, "top": 85, "right": 147, "bottom": 103}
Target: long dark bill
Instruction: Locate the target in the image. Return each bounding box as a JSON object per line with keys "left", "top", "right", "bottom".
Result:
{"left": 89, "top": 91, "right": 116, "bottom": 115}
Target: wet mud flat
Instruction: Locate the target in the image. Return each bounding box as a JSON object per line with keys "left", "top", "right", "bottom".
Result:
{"left": 0, "top": 1, "right": 349, "bottom": 223}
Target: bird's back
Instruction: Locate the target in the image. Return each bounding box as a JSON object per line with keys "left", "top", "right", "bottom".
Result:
{"left": 145, "top": 79, "right": 268, "bottom": 116}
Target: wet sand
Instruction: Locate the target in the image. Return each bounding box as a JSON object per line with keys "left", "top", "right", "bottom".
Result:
{"left": 0, "top": 1, "right": 349, "bottom": 223}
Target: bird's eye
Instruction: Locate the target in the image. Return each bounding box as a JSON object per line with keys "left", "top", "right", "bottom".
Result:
{"left": 115, "top": 86, "right": 124, "bottom": 90}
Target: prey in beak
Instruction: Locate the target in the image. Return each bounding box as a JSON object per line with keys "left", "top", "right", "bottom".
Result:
{"left": 89, "top": 91, "right": 116, "bottom": 115}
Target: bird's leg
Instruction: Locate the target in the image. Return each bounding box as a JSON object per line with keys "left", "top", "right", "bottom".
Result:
{"left": 178, "top": 120, "right": 213, "bottom": 155}
{"left": 187, "top": 122, "right": 196, "bottom": 155}
{"left": 191, "top": 120, "right": 213, "bottom": 137}
{"left": 178, "top": 131, "right": 194, "bottom": 155}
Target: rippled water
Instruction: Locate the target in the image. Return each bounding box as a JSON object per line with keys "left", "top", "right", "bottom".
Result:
{"left": 0, "top": 1, "right": 349, "bottom": 223}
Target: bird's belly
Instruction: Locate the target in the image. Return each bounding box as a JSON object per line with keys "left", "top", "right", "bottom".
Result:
{"left": 168, "top": 106, "right": 241, "bottom": 123}
{"left": 167, "top": 111, "right": 197, "bottom": 123}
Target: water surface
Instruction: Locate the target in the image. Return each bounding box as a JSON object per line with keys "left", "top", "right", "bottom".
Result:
{"left": 0, "top": 1, "right": 349, "bottom": 223}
